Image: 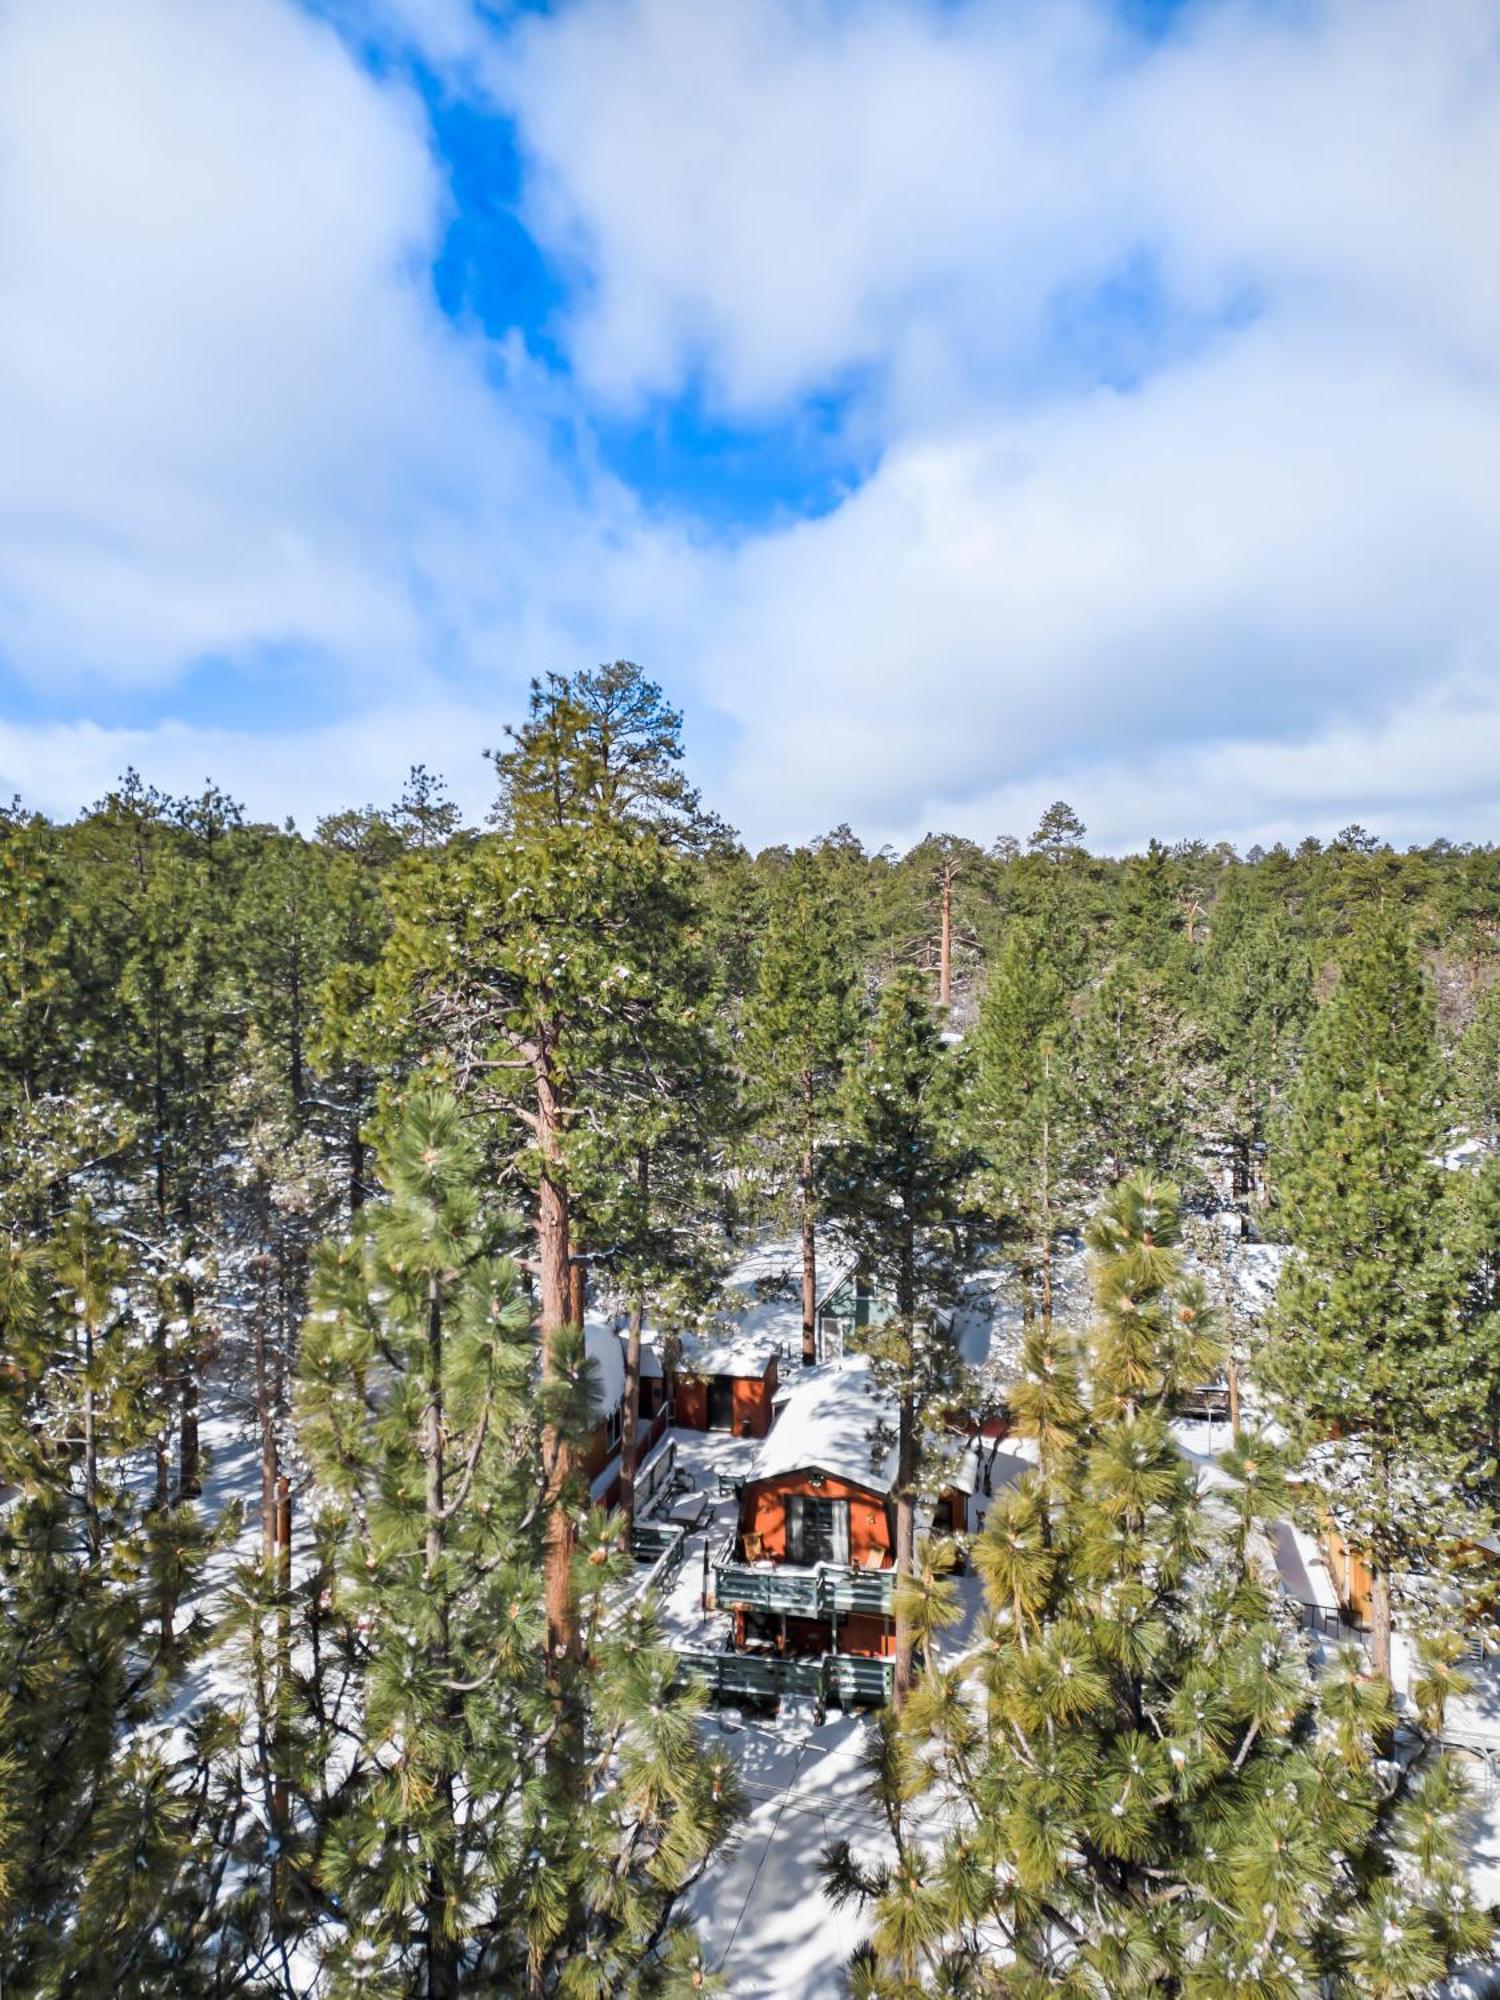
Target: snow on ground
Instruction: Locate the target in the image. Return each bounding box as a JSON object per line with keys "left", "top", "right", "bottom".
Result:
{"left": 686, "top": 1705, "right": 889, "bottom": 1998}
{"left": 641, "top": 1427, "right": 759, "bottom": 1647}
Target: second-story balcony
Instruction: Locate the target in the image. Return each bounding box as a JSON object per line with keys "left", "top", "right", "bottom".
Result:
{"left": 712, "top": 1546, "right": 895, "bottom": 1619}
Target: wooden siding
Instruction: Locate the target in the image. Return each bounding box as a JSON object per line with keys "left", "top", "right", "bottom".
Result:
{"left": 738, "top": 1470, "right": 892, "bottom": 1568}
{"left": 675, "top": 1362, "right": 778, "bottom": 1438}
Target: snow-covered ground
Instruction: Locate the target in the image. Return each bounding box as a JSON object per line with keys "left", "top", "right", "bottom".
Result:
{"left": 685, "top": 1705, "right": 887, "bottom": 1997}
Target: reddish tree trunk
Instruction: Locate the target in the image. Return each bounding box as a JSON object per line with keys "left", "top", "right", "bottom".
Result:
{"left": 536, "top": 1061, "right": 578, "bottom": 1663}
{"left": 618, "top": 1152, "right": 650, "bottom": 1526}
{"left": 801, "top": 1075, "right": 818, "bottom": 1366}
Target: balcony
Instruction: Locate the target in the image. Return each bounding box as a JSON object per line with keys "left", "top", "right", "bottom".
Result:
{"left": 674, "top": 1646, "right": 893, "bottom": 1708}
{"left": 712, "top": 1550, "right": 895, "bottom": 1619}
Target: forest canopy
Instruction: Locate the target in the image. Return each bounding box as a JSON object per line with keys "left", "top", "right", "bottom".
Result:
{"left": 3, "top": 663, "right": 1500, "bottom": 1997}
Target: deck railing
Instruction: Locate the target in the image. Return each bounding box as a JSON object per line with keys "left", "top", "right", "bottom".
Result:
{"left": 673, "top": 1646, "right": 893, "bottom": 1707}
{"left": 712, "top": 1549, "right": 895, "bottom": 1619}
{"left": 630, "top": 1518, "right": 690, "bottom": 1592}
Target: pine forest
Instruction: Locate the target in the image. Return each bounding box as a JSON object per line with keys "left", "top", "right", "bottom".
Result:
{"left": 8, "top": 660, "right": 1500, "bottom": 1999}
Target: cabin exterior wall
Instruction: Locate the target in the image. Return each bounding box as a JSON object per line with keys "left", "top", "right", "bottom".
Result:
{"left": 739, "top": 1470, "right": 891, "bottom": 1567}
{"left": 674, "top": 1361, "right": 779, "bottom": 1438}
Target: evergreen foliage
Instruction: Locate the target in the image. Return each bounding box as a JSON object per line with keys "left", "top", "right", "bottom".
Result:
{"left": 742, "top": 846, "right": 866, "bottom": 1361}
{"left": 1265, "top": 913, "right": 1485, "bottom": 1678}
{"left": 13, "top": 688, "right": 1500, "bottom": 1988}
{"left": 830, "top": 1177, "right": 1492, "bottom": 1997}
{"left": 823, "top": 972, "right": 977, "bottom": 1704}
{"left": 295, "top": 1089, "right": 737, "bottom": 1996}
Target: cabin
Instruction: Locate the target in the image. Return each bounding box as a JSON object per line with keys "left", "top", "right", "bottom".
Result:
{"left": 653, "top": 1327, "right": 779, "bottom": 1438}
{"left": 712, "top": 1354, "right": 996, "bottom": 1664}
{"left": 580, "top": 1321, "right": 674, "bottom": 1510}
{"left": 719, "top": 1355, "right": 897, "bottom": 1660}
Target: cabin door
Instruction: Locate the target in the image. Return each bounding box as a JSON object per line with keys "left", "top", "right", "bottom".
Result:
{"left": 707, "top": 1376, "right": 735, "bottom": 1432}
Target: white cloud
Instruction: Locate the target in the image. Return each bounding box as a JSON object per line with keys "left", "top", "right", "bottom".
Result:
{"left": 491, "top": 0, "right": 1500, "bottom": 848}
{"left": 0, "top": 693, "right": 505, "bottom": 826}
{"left": 0, "top": 0, "right": 674, "bottom": 704}
{"left": 890, "top": 674, "right": 1500, "bottom": 858}
{"left": 498, "top": 0, "right": 1500, "bottom": 417}
{"left": 2, "top": 0, "right": 1499, "bottom": 853}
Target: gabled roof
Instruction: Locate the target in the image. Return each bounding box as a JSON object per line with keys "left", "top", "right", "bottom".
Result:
{"left": 748, "top": 1354, "right": 898, "bottom": 1493}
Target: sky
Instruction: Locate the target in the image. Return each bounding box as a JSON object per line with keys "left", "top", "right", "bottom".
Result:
{"left": 0, "top": 0, "right": 1498, "bottom": 854}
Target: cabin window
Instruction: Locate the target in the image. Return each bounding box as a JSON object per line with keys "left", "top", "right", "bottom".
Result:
{"left": 707, "top": 1376, "right": 735, "bottom": 1431}
{"left": 606, "top": 1405, "right": 622, "bottom": 1451}
{"left": 785, "top": 1494, "right": 850, "bottom": 1566}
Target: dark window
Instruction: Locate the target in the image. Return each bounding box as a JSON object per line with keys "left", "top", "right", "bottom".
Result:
{"left": 707, "top": 1376, "right": 735, "bottom": 1431}
{"left": 785, "top": 1494, "right": 850, "bottom": 1565}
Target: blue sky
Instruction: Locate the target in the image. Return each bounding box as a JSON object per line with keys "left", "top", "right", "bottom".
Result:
{"left": 0, "top": 0, "right": 1497, "bottom": 850}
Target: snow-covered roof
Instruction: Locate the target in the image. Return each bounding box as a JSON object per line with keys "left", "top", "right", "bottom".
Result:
{"left": 583, "top": 1320, "right": 626, "bottom": 1414}
{"left": 748, "top": 1354, "right": 897, "bottom": 1493}
{"left": 719, "top": 1235, "right": 858, "bottom": 1350}
{"left": 676, "top": 1327, "right": 780, "bottom": 1380}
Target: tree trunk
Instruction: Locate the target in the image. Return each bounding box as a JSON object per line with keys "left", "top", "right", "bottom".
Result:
{"left": 892, "top": 1389, "right": 917, "bottom": 1709}
{"left": 535, "top": 1060, "right": 578, "bottom": 1664}
{"left": 422, "top": 1275, "right": 459, "bottom": 2000}
{"left": 179, "top": 1323, "right": 200, "bottom": 1501}
{"left": 938, "top": 862, "right": 953, "bottom": 1011}
{"left": 82, "top": 1320, "right": 100, "bottom": 1566}
{"left": 271, "top": 1474, "right": 292, "bottom": 1909}
{"left": 568, "top": 1248, "right": 587, "bottom": 1329}
{"left": 349, "top": 1065, "right": 368, "bottom": 1216}
{"left": 801, "top": 1074, "right": 818, "bottom": 1366}
{"left": 255, "top": 1293, "right": 279, "bottom": 1565}
{"left": 619, "top": 1298, "right": 645, "bottom": 1529}
{"left": 1370, "top": 1563, "right": 1393, "bottom": 1684}
{"left": 618, "top": 1152, "right": 650, "bottom": 1528}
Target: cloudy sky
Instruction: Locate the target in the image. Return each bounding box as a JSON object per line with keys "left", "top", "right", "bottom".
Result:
{"left": 1, "top": 0, "right": 1497, "bottom": 851}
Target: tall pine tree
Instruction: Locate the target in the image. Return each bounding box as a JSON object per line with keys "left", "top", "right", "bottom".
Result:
{"left": 1265, "top": 913, "right": 1472, "bottom": 1680}
{"left": 823, "top": 972, "right": 975, "bottom": 1706}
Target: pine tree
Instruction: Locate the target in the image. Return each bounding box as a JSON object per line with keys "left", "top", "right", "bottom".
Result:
{"left": 375, "top": 665, "right": 728, "bottom": 1662}
{"left": 829, "top": 1177, "right": 1492, "bottom": 1996}
{"left": 1265, "top": 913, "right": 1472, "bottom": 1681}
{"left": 1071, "top": 957, "right": 1201, "bottom": 1194}
{"left": 295, "top": 1089, "right": 736, "bottom": 1994}
{"left": 742, "top": 847, "right": 865, "bottom": 1364}
{"left": 965, "top": 919, "right": 1085, "bottom": 1328}
{"left": 1201, "top": 907, "right": 1314, "bottom": 1231}
{"left": 823, "top": 972, "right": 976, "bottom": 1706}
{"left": 1027, "top": 801, "right": 1087, "bottom": 863}
{"left": 0, "top": 1120, "right": 228, "bottom": 1993}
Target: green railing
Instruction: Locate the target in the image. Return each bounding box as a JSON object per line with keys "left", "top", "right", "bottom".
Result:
{"left": 824, "top": 1567, "right": 897, "bottom": 1614}
{"left": 674, "top": 1648, "right": 892, "bottom": 1708}
{"left": 714, "top": 1556, "right": 894, "bottom": 1619}
{"left": 632, "top": 1520, "right": 690, "bottom": 1590}
{"left": 824, "top": 1653, "right": 895, "bottom": 1705}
